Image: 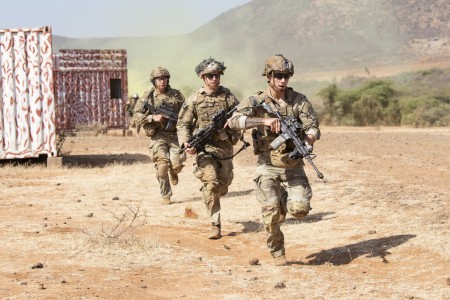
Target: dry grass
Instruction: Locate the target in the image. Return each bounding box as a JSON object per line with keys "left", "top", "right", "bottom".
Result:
{"left": 0, "top": 127, "right": 449, "bottom": 299}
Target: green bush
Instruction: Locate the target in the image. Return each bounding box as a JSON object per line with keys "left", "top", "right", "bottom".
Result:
{"left": 317, "top": 68, "right": 450, "bottom": 127}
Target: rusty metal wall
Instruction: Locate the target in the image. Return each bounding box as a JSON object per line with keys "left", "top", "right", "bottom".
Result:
{"left": 0, "top": 26, "right": 56, "bottom": 159}
{"left": 53, "top": 49, "right": 128, "bottom": 131}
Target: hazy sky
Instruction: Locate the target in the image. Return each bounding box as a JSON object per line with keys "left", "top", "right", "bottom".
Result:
{"left": 0, "top": 0, "right": 252, "bottom": 38}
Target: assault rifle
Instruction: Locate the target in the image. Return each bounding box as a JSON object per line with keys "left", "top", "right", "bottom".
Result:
{"left": 178, "top": 106, "right": 238, "bottom": 154}
{"left": 142, "top": 102, "right": 178, "bottom": 130}
{"left": 260, "top": 101, "right": 324, "bottom": 179}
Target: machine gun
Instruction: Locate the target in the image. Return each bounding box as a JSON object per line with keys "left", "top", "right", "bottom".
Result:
{"left": 178, "top": 106, "right": 238, "bottom": 154}
{"left": 260, "top": 101, "right": 324, "bottom": 179}
{"left": 142, "top": 101, "right": 178, "bottom": 130}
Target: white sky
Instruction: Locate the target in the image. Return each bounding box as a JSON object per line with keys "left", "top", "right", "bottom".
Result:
{"left": 0, "top": 0, "right": 252, "bottom": 38}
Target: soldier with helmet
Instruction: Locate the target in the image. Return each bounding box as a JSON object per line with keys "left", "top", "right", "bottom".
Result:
{"left": 126, "top": 93, "right": 141, "bottom": 137}
{"left": 225, "top": 54, "right": 321, "bottom": 265}
{"left": 133, "top": 67, "right": 186, "bottom": 205}
{"left": 177, "top": 57, "right": 241, "bottom": 239}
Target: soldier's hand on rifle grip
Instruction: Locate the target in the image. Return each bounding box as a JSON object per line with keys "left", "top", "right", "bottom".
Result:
{"left": 184, "top": 142, "right": 197, "bottom": 155}
{"left": 263, "top": 118, "right": 281, "bottom": 133}
{"left": 152, "top": 114, "right": 164, "bottom": 123}
{"left": 305, "top": 134, "right": 316, "bottom": 147}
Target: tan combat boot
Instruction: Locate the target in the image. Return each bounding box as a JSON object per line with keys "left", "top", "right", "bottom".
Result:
{"left": 161, "top": 196, "right": 171, "bottom": 205}
{"left": 169, "top": 172, "right": 178, "bottom": 186}
{"left": 274, "top": 255, "right": 288, "bottom": 266}
{"left": 208, "top": 225, "right": 222, "bottom": 239}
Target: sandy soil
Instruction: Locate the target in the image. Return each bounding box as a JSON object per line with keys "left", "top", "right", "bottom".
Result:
{"left": 1, "top": 126, "right": 449, "bottom": 299}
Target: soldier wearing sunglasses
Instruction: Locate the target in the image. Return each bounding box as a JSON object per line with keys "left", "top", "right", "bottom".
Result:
{"left": 225, "top": 54, "right": 321, "bottom": 266}
{"left": 177, "top": 57, "right": 241, "bottom": 240}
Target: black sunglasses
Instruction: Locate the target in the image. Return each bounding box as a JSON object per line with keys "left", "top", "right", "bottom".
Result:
{"left": 204, "top": 73, "right": 221, "bottom": 79}
{"left": 273, "top": 73, "right": 291, "bottom": 80}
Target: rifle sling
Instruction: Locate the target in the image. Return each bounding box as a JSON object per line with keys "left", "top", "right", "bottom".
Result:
{"left": 205, "top": 136, "right": 250, "bottom": 161}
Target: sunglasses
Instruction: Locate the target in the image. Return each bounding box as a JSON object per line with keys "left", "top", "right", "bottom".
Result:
{"left": 273, "top": 73, "right": 291, "bottom": 80}
{"left": 204, "top": 73, "right": 221, "bottom": 79}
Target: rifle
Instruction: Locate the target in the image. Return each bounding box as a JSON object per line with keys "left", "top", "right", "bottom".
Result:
{"left": 260, "top": 101, "right": 324, "bottom": 179}
{"left": 178, "top": 106, "right": 239, "bottom": 154}
{"left": 142, "top": 101, "right": 178, "bottom": 130}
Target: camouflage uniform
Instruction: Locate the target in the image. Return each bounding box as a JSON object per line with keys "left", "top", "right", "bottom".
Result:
{"left": 177, "top": 58, "right": 240, "bottom": 238}
{"left": 127, "top": 94, "right": 139, "bottom": 129}
{"left": 227, "top": 54, "right": 320, "bottom": 263}
{"left": 133, "top": 68, "right": 186, "bottom": 203}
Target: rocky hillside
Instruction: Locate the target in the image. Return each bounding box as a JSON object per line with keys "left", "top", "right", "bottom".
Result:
{"left": 53, "top": 0, "right": 450, "bottom": 95}
{"left": 192, "top": 0, "right": 450, "bottom": 71}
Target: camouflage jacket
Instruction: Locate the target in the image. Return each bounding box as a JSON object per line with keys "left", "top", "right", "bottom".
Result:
{"left": 132, "top": 86, "right": 185, "bottom": 136}
{"left": 227, "top": 87, "right": 320, "bottom": 167}
{"left": 176, "top": 86, "right": 239, "bottom": 149}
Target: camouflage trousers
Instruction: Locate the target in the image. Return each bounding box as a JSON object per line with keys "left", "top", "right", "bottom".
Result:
{"left": 193, "top": 143, "right": 234, "bottom": 226}
{"left": 253, "top": 163, "right": 312, "bottom": 258}
{"left": 149, "top": 139, "right": 186, "bottom": 198}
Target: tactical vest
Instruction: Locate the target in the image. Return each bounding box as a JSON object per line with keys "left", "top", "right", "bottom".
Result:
{"left": 143, "top": 87, "right": 183, "bottom": 137}
{"left": 251, "top": 91, "right": 303, "bottom": 168}
{"left": 194, "top": 87, "right": 240, "bottom": 145}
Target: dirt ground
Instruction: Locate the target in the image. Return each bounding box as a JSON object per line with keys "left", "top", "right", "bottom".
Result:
{"left": 1, "top": 126, "right": 449, "bottom": 299}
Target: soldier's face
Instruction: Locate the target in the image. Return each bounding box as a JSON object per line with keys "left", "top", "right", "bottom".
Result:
{"left": 154, "top": 77, "right": 168, "bottom": 91}
{"left": 203, "top": 73, "right": 221, "bottom": 89}
{"left": 268, "top": 72, "right": 289, "bottom": 93}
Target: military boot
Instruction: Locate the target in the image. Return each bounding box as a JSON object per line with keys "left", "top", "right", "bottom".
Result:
{"left": 208, "top": 225, "right": 222, "bottom": 239}
{"left": 169, "top": 172, "right": 178, "bottom": 186}
{"left": 273, "top": 255, "right": 288, "bottom": 266}
{"left": 161, "top": 196, "right": 171, "bottom": 205}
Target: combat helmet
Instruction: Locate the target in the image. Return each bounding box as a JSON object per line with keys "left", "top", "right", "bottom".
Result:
{"left": 150, "top": 67, "right": 171, "bottom": 82}
{"left": 262, "top": 54, "right": 294, "bottom": 76}
{"left": 132, "top": 93, "right": 139, "bottom": 100}
{"left": 195, "top": 57, "right": 226, "bottom": 78}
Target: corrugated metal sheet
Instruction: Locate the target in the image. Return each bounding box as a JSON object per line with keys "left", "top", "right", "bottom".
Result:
{"left": 53, "top": 49, "right": 128, "bottom": 131}
{"left": 0, "top": 26, "right": 56, "bottom": 159}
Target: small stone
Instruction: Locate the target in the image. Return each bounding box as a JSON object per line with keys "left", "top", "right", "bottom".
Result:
{"left": 249, "top": 258, "right": 260, "bottom": 266}
{"left": 274, "top": 281, "right": 286, "bottom": 289}
{"left": 31, "top": 263, "right": 44, "bottom": 269}
{"left": 112, "top": 196, "right": 119, "bottom": 201}
{"left": 86, "top": 213, "right": 93, "bottom": 217}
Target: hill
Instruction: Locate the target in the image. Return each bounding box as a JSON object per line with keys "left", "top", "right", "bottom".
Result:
{"left": 53, "top": 0, "right": 450, "bottom": 100}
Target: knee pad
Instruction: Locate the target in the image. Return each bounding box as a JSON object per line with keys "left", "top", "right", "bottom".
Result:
{"left": 171, "top": 165, "right": 183, "bottom": 174}
{"left": 287, "top": 200, "right": 311, "bottom": 219}
{"left": 157, "top": 161, "right": 169, "bottom": 178}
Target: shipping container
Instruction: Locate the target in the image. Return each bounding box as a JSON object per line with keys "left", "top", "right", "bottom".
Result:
{"left": 52, "top": 49, "right": 128, "bottom": 132}
{"left": 0, "top": 26, "right": 56, "bottom": 160}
